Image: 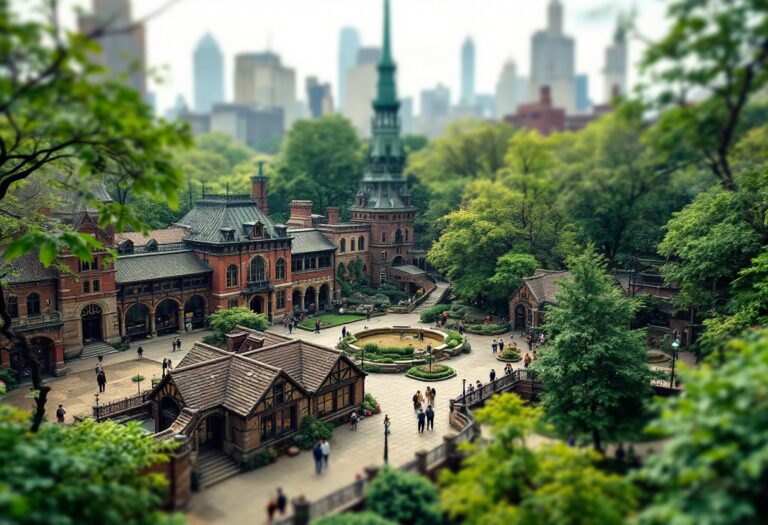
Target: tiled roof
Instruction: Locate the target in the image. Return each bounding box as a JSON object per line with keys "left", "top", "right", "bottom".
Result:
{"left": 224, "top": 356, "right": 283, "bottom": 415}
{"left": 234, "top": 326, "right": 292, "bottom": 347}
{"left": 0, "top": 250, "right": 58, "bottom": 284}
{"left": 524, "top": 270, "right": 571, "bottom": 304}
{"left": 177, "top": 343, "right": 231, "bottom": 368}
{"left": 170, "top": 357, "right": 233, "bottom": 413}
{"left": 116, "top": 227, "right": 189, "bottom": 245}
{"left": 243, "top": 340, "right": 344, "bottom": 392}
{"left": 176, "top": 196, "right": 282, "bottom": 244}
{"left": 289, "top": 229, "right": 336, "bottom": 254}
{"left": 115, "top": 250, "right": 212, "bottom": 284}
{"left": 391, "top": 264, "right": 426, "bottom": 276}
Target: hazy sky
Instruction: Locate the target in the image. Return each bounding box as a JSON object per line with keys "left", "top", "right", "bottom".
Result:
{"left": 54, "top": 0, "right": 671, "bottom": 114}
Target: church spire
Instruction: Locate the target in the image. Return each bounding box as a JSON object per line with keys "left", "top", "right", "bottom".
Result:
{"left": 374, "top": 0, "right": 398, "bottom": 109}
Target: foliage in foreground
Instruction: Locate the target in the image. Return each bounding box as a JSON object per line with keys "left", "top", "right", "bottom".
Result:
{"left": 0, "top": 406, "right": 183, "bottom": 525}
{"left": 206, "top": 307, "right": 268, "bottom": 338}
{"left": 366, "top": 467, "right": 442, "bottom": 525}
{"left": 440, "top": 394, "right": 636, "bottom": 525}
{"left": 312, "top": 512, "right": 396, "bottom": 525}
{"left": 636, "top": 330, "right": 768, "bottom": 525}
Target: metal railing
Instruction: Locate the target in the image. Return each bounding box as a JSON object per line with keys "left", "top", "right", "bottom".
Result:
{"left": 93, "top": 391, "right": 152, "bottom": 420}
{"left": 11, "top": 311, "right": 62, "bottom": 328}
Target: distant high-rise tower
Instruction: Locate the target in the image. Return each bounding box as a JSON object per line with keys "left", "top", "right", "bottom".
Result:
{"left": 78, "top": 0, "right": 146, "bottom": 100}
{"left": 460, "top": 37, "right": 476, "bottom": 105}
{"left": 495, "top": 59, "right": 528, "bottom": 118}
{"left": 194, "top": 33, "right": 224, "bottom": 113}
{"left": 338, "top": 27, "right": 361, "bottom": 110}
{"left": 234, "top": 51, "right": 297, "bottom": 130}
{"left": 343, "top": 47, "right": 382, "bottom": 136}
{"left": 575, "top": 74, "right": 590, "bottom": 113}
{"left": 306, "top": 76, "right": 334, "bottom": 118}
{"left": 604, "top": 15, "right": 628, "bottom": 102}
{"left": 530, "top": 0, "right": 576, "bottom": 113}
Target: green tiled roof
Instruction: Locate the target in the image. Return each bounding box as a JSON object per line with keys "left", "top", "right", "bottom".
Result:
{"left": 115, "top": 251, "right": 212, "bottom": 284}
{"left": 289, "top": 229, "right": 336, "bottom": 254}
{"left": 176, "top": 195, "right": 283, "bottom": 244}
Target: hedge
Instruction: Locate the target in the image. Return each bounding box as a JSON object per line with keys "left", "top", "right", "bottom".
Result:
{"left": 420, "top": 304, "right": 451, "bottom": 323}
{"left": 497, "top": 349, "right": 522, "bottom": 362}
{"left": 465, "top": 323, "right": 510, "bottom": 336}
{"left": 362, "top": 343, "right": 415, "bottom": 357}
{"left": 406, "top": 364, "right": 456, "bottom": 380}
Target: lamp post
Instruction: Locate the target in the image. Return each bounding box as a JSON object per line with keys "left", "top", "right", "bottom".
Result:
{"left": 383, "top": 414, "right": 391, "bottom": 465}
{"left": 427, "top": 344, "right": 433, "bottom": 373}
{"left": 669, "top": 338, "right": 680, "bottom": 388}
{"left": 94, "top": 393, "right": 100, "bottom": 423}
{"left": 462, "top": 378, "right": 466, "bottom": 404}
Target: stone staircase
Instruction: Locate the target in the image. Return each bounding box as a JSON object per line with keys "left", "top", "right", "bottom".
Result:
{"left": 414, "top": 281, "right": 449, "bottom": 312}
{"left": 80, "top": 341, "right": 118, "bottom": 360}
{"left": 197, "top": 450, "right": 242, "bottom": 489}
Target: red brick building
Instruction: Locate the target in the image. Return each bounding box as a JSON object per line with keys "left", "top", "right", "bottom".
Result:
{"left": 505, "top": 86, "right": 566, "bottom": 136}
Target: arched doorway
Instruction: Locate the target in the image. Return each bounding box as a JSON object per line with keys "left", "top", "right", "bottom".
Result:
{"left": 155, "top": 299, "right": 179, "bottom": 336}
{"left": 81, "top": 304, "right": 103, "bottom": 344}
{"left": 125, "top": 303, "right": 150, "bottom": 339}
{"left": 319, "top": 284, "right": 330, "bottom": 310}
{"left": 250, "top": 295, "right": 264, "bottom": 314}
{"left": 514, "top": 304, "right": 527, "bottom": 331}
{"left": 392, "top": 256, "right": 404, "bottom": 267}
{"left": 158, "top": 396, "right": 181, "bottom": 431}
{"left": 184, "top": 295, "right": 206, "bottom": 330}
{"left": 199, "top": 414, "right": 225, "bottom": 450}
{"left": 292, "top": 290, "right": 302, "bottom": 312}
{"left": 305, "top": 287, "right": 317, "bottom": 313}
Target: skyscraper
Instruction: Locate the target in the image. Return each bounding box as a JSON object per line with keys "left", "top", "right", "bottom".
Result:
{"left": 234, "top": 51, "right": 297, "bottom": 130}
{"left": 530, "top": 0, "right": 576, "bottom": 113}
{"left": 338, "top": 27, "right": 361, "bottom": 110}
{"left": 575, "top": 74, "right": 590, "bottom": 113}
{"left": 343, "top": 47, "right": 382, "bottom": 136}
{"left": 306, "top": 77, "right": 334, "bottom": 118}
{"left": 495, "top": 59, "right": 528, "bottom": 118}
{"left": 193, "top": 33, "right": 224, "bottom": 113}
{"left": 418, "top": 84, "right": 451, "bottom": 138}
{"left": 604, "top": 15, "right": 628, "bottom": 102}
{"left": 78, "top": 0, "right": 146, "bottom": 100}
{"left": 460, "top": 37, "right": 475, "bottom": 105}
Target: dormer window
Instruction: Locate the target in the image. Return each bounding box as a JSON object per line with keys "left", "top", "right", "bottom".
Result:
{"left": 220, "top": 228, "right": 235, "bottom": 242}
{"left": 146, "top": 239, "right": 158, "bottom": 252}
{"left": 252, "top": 222, "right": 264, "bottom": 239}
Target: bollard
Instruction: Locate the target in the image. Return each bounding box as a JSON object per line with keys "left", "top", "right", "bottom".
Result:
{"left": 415, "top": 449, "right": 429, "bottom": 476}
{"left": 292, "top": 495, "right": 310, "bottom": 525}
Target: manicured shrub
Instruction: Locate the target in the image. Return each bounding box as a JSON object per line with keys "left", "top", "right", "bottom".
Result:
{"left": 465, "top": 323, "right": 510, "bottom": 336}
{"left": 366, "top": 467, "right": 442, "bottom": 525}
{"left": 498, "top": 348, "right": 522, "bottom": 362}
{"left": 406, "top": 364, "right": 456, "bottom": 380}
{"left": 292, "top": 416, "right": 333, "bottom": 450}
{"left": 363, "top": 364, "right": 381, "bottom": 373}
{"left": 312, "top": 512, "right": 397, "bottom": 525}
{"left": 243, "top": 447, "right": 277, "bottom": 470}
{"left": 361, "top": 392, "right": 378, "bottom": 412}
{"left": 420, "top": 304, "right": 451, "bottom": 323}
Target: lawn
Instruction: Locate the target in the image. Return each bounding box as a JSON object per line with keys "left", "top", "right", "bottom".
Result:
{"left": 297, "top": 313, "right": 368, "bottom": 331}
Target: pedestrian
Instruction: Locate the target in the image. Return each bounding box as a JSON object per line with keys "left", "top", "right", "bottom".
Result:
{"left": 171, "top": 339, "right": 176, "bottom": 353}
{"left": 567, "top": 435, "right": 576, "bottom": 447}
{"left": 416, "top": 390, "right": 424, "bottom": 406}
{"left": 266, "top": 498, "right": 278, "bottom": 524}
{"left": 97, "top": 370, "right": 106, "bottom": 392}
{"left": 524, "top": 353, "right": 531, "bottom": 368}
{"left": 498, "top": 339, "right": 505, "bottom": 352}
{"left": 400, "top": 329, "right": 404, "bottom": 340}
{"left": 177, "top": 337, "right": 182, "bottom": 351}
{"left": 167, "top": 358, "right": 173, "bottom": 371}
{"left": 468, "top": 383, "right": 475, "bottom": 401}
{"left": 527, "top": 335, "right": 533, "bottom": 351}
{"left": 56, "top": 404, "right": 66, "bottom": 423}
{"left": 312, "top": 441, "right": 323, "bottom": 474}
{"left": 162, "top": 358, "right": 168, "bottom": 378}
{"left": 97, "top": 354, "right": 103, "bottom": 365}
{"left": 492, "top": 339, "right": 498, "bottom": 353}
{"left": 417, "top": 408, "right": 426, "bottom": 434}
{"left": 539, "top": 332, "right": 545, "bottom": 345}
{"left": 419, "top": 329, "right": 424, "bottom": 342}
{"left": 615, "top": 443, "right": 625, "bottom": 463}
{"left": 424, "top": 385, "right": 431, "bottom": 404}
{"left": 315, "top": 318, "right": 321, "bottom": 334}
{"left": 320, "top": 439, "right": 331, "bottom": 468}
{"left": 366, "top": 308, "right": 371, "bottom": 321}
{"left": 276, "top": 488, "right": 287, "bottom": 515}
{"left": 425, "top": 405, "right": 435, "bottom": 430}
{"left": 288, "top": 319, "right": 294, "bottom": 334}
{"left": 490, "top": 369, "right": 496, "bottom": 382}
{"left": 137, "top": 345, "right": 143, "bottom": 360}
{"left": 430, "top": 386, "right": 436, "bottom": 404}
{"left": 458, "top": 321, "right": 465, "bottom": 335}
{"left": 350, "top": 410, "right": 358, "bottom": 430}
{"left": 341, "top": 325, "right": 347, "bottom": 338}
{"left": 412, "top": 392, "right": 419, "bottom": 410}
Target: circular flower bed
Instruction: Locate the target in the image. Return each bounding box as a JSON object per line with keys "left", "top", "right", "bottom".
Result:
{"left": 496, "top": 349, "right": 522, "bottom": 362}
{"left": 647, "top": 350, "right": 671, "bottom": 364}
{"left": 405, "top": 364, "right": 456, "bottom": 381}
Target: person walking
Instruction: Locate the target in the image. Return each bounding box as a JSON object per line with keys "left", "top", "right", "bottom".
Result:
{"left": 524, "top": 353, "right": 532, "bottom": 368}
{"left": 416, "top": 390, "right": 424, "bottom": 406}
{"left": 366, "top": 308, "right": 371, "bottom": 321}
{"left": 527, "top": 334, "right": 533, "bottom": 351}
{"left": 491, "top": 339, "right": 498, "bottom": 354}
{"left": 425, "top": 405, "right": 435, "bottom": 431}
{"left": 430, "top": 387, "right": 436, "bottom": 404}
{"left": 276, "top": 488, "right": 287, "bottom": 516}
{"left": 137, "top": 346, "right": 143, "bottom": 360}
{"left": 320, "top": 439, "right": 331, "bottom": 469}
{"left": 312, "top": 441, "right": 324, "bottom": 474}
{"left": 412, "top": 392, "right": 420, "bottom": 410}
{"left": 458, "top": 321, "right": 465, "bottom": 335}
{"left": 615, "top": 443, "right": 626, "bottom": 464}
{"left": 498, "top": 339, "right": 505, "bottom": 352}
{"left": 56, "top": 404, "right": 66, "bottom": 423}
{"left": 419, "top": 329, "right": 424, "bottom": 342}
{"left": 314, "top": 318, "right": 321, "bottom": 334}
{"left": 350, "top": 410, "right": 359, "bottom": 430}
{"left": 266, "top": 497, "right": 278, "bottom": 523}
{"left": 424, "top": 384, "right": 431, "bottom": 404}
{"left": 341, "top": 326, "right": 347, "bottom": 338}
{"left": 288, "top": 319, "right": 294, "bottom": 334}
{"left": 167, "top": 358, "right": 173, "bottom": 371}
{"left": 162, "top": 358, "right": 168, "bottom": 378}
{"left": 97, "top": 354, "right": 104, "bottom": 366}
{"left": 417, "top": 408, "right": 426, "bottom": 434}
{"left": 97, "top": 370, "right": 106, "bottom": 392}
{"left": 490, "top": 369, "right": 496, "bottom": 382}
{"left": 468, "top": 383, "right": 475, "bottom": 401}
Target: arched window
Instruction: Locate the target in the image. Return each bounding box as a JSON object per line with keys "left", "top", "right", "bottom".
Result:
{"left": 340, "top": 239, "right": 346, "bottom": 253}
{"left": 7, "top": 296, "right": 18, "bottom": 318}
{"left": 27, "top": 293, "right": 40, "bottom": 315}
{"left": 275, "top": 258, "right": 286, "bottom": 280}
{"left": 381, "top": 232, "right": 387, "bottom": 243}
{"left": 248, "top": 256, "right": 267, "bottom": 282}
{"left": 395, "top": 228, "right": 403, "bottom": 243}
{"left": 351, "top": 239, "right": 356, "bottom": 251}
{"left": 405, "top": 229, "right": 409, "bottom": 241}
{"left": 226, "top": 264, "right": 238, "bottom": 287}
{"left": 358, "top": 236, "right": 365, "bottom": 250}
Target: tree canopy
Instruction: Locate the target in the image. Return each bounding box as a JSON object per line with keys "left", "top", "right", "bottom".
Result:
{"left": 365, "top": 467, "right": 442, "bottom": 525}
{"left": 207, "top": 306, "right": 269, "bottom": 338}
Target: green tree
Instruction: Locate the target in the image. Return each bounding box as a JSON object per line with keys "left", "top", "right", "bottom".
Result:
{"left": 533, "top": 249, "right": 653, "bottom": 452}
{"left": 489, "top": 253, "right": 539, "bottom": 298}
{"left": 402, "top": 133, "right": 428, "bottom": 154}
{"left": 637, "top": 330, "right": 768, "bottom": 525}
{"left": 196, "top": 132, "right": 256, "bottom": 168}
{"left": 207, "top": 306, "right": 268, "bottom": 338}
{"left": 365, "top": 467, "right": 442, "bottom": 525}
{"left": 642, "top": 0, "right": 768, "bottom": 190}
{"left": 441, "top": 394, "right": 636, "bottom": 525}
{"left": 312, "top": 512, "right": 396, "bottom": 525}
{"left": 0, "top": 405, "right": 184, "bottom": 525}
{"left": 0, "top": 1, "right": 190, "bottom": 430}
{"left": 270, "top": 115, "right": 364, "bottom": 220}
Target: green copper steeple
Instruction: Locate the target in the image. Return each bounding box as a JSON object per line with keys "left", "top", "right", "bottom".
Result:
{"left": 374, "top": 0, "right": 398, "bottom": 109}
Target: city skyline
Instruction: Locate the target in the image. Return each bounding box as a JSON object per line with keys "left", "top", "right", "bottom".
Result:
{"left": 51, "top": 0, "right": 668, "bottom": 115}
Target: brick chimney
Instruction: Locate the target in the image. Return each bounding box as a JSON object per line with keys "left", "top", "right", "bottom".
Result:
{"left": 326, "top": 207, "right": 340, "bottom": 225}
{"left": 540, "top": 86, "right": 552, "bottom": 106}
{"left": 224, "top": 332, "right": 248, "bottom": 353}
{"left": 286, "top": 200, "right": 314, "bottom": 229}
{"left": 251, "top": 160, "right": 268, "bottom": 215}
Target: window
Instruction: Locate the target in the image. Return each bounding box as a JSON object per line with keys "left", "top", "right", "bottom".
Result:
{"left": 79, "top": 259, "right": 95, "bottom": 272}
{"left": 26, "top": 293, "right": 40, "bottom": 315}
{"left": 274, "top": 383, "right": 285, "bottom": 405}
{"left": 7, "top": 296, "right": 18, "bottom": 318}
{"left": 317, "top": 391, "right": 334, "bottom": 417}
{"left": 351, "top": 239, "right": 356, "bottom": 251}
{"left": 83, "top": 281, "right": 90, "bottom": 294}
{"left": 248, "top": 256, "right": 267, "bottom": 282}
{"left": 381, "top": 232, "right": 387, "bottom": 243}
{"left": 318, "top": 253, "right": 331, "bottom": 268}
{"left": 93, "top": 280, "right": 100, "bottom": 292}
{"left": 381, "top": 251, "right": 387, "bottom": 261}
{"left": 275, "top": 258, "right": 286, "bottom": 280}
{"left": 228, "top": 298, "right": 238, "bottom": 308}
{"left": 395, "top": 228, "right": 403, "bottom": 243}
{"left": 276, "top": 290, "right": 286, "bottom": 309}
{"left": 358, "top": 236, "right": 365, "bottom": 250}
{"left": 226, "top": 264, "right": 238, "bottom": 287}
{"left": 306, "top": 257, "right": 317, "bottom": 270}
{"left": 337, "top": 384, "right": 354, "bottom": 409}
{"left": 340, "top": 238, "right": 346, "bottom": 253}
{"left": 405, "top": 229, "right": 409, "bottom": 241}
{"left": 291, "top": 256, "right": 303, "bottom": 273}
{"left": 261, "top": 414, "right": 275, "bottom": 442}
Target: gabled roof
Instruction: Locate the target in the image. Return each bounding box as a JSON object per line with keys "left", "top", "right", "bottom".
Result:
{"left": 176, "top": 342, "right": 231, "bottom": 368}
{"left": 116, "top": 227, "right": 189, "bottom": 246}
{"left": 523, "top": 270, "right": 571, "bottom": 304}
{"left": 234, "top": 326, "right": 293, "bottom": 347}
{"left": 114, "top": 250, "right": 212, "bottom": 284}
{"left": 289, "top": 229, "right": 337, "bottom": 254}
{"left": 176, "top": 195, "right": 283, "bottom": 244}
{"left": 0, "top": 250, "right": 58, "bottom": 284}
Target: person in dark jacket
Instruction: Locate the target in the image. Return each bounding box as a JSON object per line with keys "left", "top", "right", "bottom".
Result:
{"left": 96, "top": 370, "right": 107, "bottom": 392}
{"left": 425, "top": 405, "right": 435, "bottom": 430}
{"left": 312, "top": 441, "right": 324, "bottom": 474}
{"left": 417, "top": 409, "right": 426, "bottom": 434}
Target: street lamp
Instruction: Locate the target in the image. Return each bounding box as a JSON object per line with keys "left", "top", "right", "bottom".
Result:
{"left": 94, "top": 393, "right": 100, "bottom": 423}
{"left": 383, "top": 415, "right": 391, "bottom": 465}
{"left": 669, "top": 338, "right": 680, "bottom": 388}
{"left": 462, "top": 378, "right": 466, "bottom": 404}
{"left": 427, "top": 344, "right": 433, "bottom": 373}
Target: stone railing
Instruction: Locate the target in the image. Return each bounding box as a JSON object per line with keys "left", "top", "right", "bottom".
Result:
{"left": 93, "top": 391, "right": 153, "bottom": 421}
{"left": 10, "top": 311, "right": 62, "bottom": 329}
